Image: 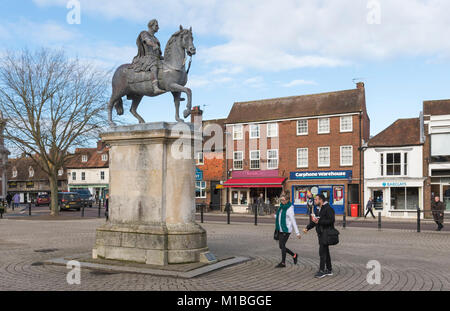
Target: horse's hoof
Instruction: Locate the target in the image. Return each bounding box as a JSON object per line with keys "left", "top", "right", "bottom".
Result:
{"left": 183, "top": 109, "right": 191, "bottom": 119}
{"left": 180, "top": 98, "right": 185, "bottom": 102}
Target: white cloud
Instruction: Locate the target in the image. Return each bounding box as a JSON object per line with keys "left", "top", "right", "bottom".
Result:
{"left": 31, "top": 0, "right": 450, "bottom": 71}
{"left": 282, "top": 79, "right": 317, "bottom": 88}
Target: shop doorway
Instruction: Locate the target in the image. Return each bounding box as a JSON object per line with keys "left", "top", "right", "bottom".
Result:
{"left": 444, "top": 185, "right": 450, "bottom": 211}
{"left": 210, "top": 181, "right": 221, "bottom": 210}
{"left": 372, "top": 189, "right": 384, "bottom": 210}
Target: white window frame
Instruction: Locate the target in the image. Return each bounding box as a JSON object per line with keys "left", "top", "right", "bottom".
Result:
{"left": 72, "top": 172, "right": 76, "bottom": 181}
{"left": 81, "top": 155, "right": 88, "bottom": 162}
{"left": 318, "top": 118, "right": 330, "bottom": 134}
{"left": 340, "top": 146, "right": 353, "bottom": 166}
{"left": 267, "top": 149, "right": 279, "bottom": 169}
{"left": 233, "top": 151, "right": 244, "bottom": 170}
{"left": 249, "top": 124, "right": 260, "bottom": 139}
{"left": 100, "top": 171, "right": 105, "bottom": 180}
{"left": 58, "top": 169, "right": 64, "bottom": 176}
{"left": 297, "top": 148, "right": 308, "bottom": 168}
{"left": 266, "top": 123, "right": 278, "bottom": 138}
{"left": 102, "top": 154, "right": 108, "bottom": 161}
{"left": 233, "top": 125, "right": 243, "bottom": 140}
{"left": 195, "top": 181, "right": 207, "bottom": 198}
{"left": 297, "top": 120, "right": 308, "bottom": 136}
{"left": 81, "top": 172, "right": 86, "bottom": 181}
{"left": 12, "top": 167, "right": 17, "bottom": 178}
{"left": 29, "top": 167, "right": 34, "bottom": 178}
{"left": 250, "top": 150, "right": 260, "bottom": 170}
{"left": 340, "top": 116, "right": 353, "bottom": 133}
{"left": 318, "top": 147, "right": 330, "bottom": 167}
{"left": 196, "top": 151, "right": 204, "bottom": 165}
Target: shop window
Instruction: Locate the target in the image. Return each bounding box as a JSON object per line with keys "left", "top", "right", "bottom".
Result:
{"left": 318, "top": 118, "right": 330, "bottom": 134}
{"left": 195, "top": 181, "right": 206, "bottom": 198}
{"left": 318, "top": 147, "right": 330, "bottom": 167}
{"left": 231, "top": 190, "right": 247, "bottom": 205}
{"left": 267, "top": 123, "right": 278, "bottom": 138}
{"left": 233, "top": 151, "right": 243, "bottom": 170}
{"left": 233, "top": 125, "right": 243, "bottom": 140}
{"left": 386, "top": 153, "right": 401, "bottom": 176}
{"left": 250, "top": 150, "right": 260, "bottom": 170}
{"left": 391, "top": 187, "right": 419, "bottom": 210}
{"left": 297, "top": 120, "right": 308, "bottom": 135}
{"left": 267, "top": 149, "right": 278, "bottom": 169}
{"left": 249, "top": 124, "right": 260, "bottom": 139}
{"left": 340, "top": 116, "right": 353, "bottom": 132}
{"left": 340, "top": 146, "right": 353, "bottom": 166}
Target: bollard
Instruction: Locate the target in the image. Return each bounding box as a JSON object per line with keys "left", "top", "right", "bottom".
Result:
{"left": 81, "top": 205, "right": 85, "bottom": 218}
{"left": 201, "top": 204, "right": 204, "bottom": 223}
{"left": 29, "top": 203, "right": 32, "bottom": 216}
{"left": 98, "top": 199, "right": 101, "bottom": 218}
{"left": 254, "top": 204, "right": 258, "bottom": 226}
{"left": 417, "top": 206, "right": 421, "bottom": 233}
{"left": 226, "top": 203, "right": 231, "bottom": 224}
{"left": 343, "top": 212, "right": 346, "bottom": 229}
{"left": 378, "top": 212, "right": 381, "bottom": 231}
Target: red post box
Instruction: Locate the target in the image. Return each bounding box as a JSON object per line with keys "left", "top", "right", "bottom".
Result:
{"left": 351, "top": 204, "right": 359, "bottom": 217}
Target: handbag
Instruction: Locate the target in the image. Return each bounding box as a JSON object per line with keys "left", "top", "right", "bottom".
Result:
{"left": 326, "top": 227, "right": 340, "bottom": 246}
{"left": 274, "top": 229, "right": 280, "bottom": 241}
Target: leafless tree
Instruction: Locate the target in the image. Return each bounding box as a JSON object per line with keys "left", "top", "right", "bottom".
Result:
{"left": 0, "top": 49, "right": 109, "bottom": 215}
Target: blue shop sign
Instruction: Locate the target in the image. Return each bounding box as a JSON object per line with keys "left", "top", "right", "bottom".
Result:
{"left": 195, "top": 167, "right": 203, "bottom": 181}
{"left": 290, "top": 170, "right": 352, "bottom": 180}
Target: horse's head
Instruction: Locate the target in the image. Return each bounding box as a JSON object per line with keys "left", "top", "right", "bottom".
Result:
{"left": 179, "top": 25, "right": 196, "bottom": 56}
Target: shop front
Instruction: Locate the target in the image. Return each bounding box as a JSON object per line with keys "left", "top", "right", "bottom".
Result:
{"left": 289, "top": 170, "right": 353, "bottom": 215}
{"left": 365, "top": 179, "right": 425, "bottom": 218}
{"left": 224, "top": 170, "right": 285, "bottom": 213}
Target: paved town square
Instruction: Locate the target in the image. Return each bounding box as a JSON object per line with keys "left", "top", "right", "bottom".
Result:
{"left": 1, "top": 218, "right": 449, "bottom": 291}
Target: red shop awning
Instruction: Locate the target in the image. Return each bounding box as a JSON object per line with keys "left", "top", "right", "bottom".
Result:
{"left": 223, "top": 177, "right": 286, "bottom": 188}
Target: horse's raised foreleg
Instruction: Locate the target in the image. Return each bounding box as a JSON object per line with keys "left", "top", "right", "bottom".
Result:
{"left": 129, "top": 95, "right": 145, "bottom": 124}
{"left": 168, "top": 83, "right": 192, "bottom": 120}
{"left": 172, "top": 91, "right": 183, "bottom": 123}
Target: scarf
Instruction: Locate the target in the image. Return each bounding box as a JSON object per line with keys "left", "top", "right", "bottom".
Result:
{"left": 276, "top": 202, "right": 291, "bottom": 233}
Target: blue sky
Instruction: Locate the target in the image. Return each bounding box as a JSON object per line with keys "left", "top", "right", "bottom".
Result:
{"left": 1, "top": 0, "right": 450, "bottom": 136}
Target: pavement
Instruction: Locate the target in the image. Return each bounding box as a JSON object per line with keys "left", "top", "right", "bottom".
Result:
{"left": 0, "top": 217, "right": 449, "bottom": 291}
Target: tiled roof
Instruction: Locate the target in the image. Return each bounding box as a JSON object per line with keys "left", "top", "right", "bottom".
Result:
{"left": 423, "top": 100, "right": 450, "bottom": 116}
{"left": 368, "top": 118, "right": 422, "bottom": 147}
{"left": 8, "top": 157, "right": 67, "bottom": 181}
{"left": 65, "top": 143, "right": 109, "bottom": 169}
{"left": 226, "top": 87, "right": 365, "bottom": 124}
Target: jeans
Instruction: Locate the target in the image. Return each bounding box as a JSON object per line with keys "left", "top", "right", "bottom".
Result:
{"left": 279, "top": 232, "right": 294, "bottom": 264}
{"left": 319, "top": 243, "right": 332, "bottom": 271}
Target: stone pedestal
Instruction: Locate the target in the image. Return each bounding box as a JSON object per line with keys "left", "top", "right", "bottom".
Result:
{"left": 92, "top": 122, "right": 209, "bottom": 265}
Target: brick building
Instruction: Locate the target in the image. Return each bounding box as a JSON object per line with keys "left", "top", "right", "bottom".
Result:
{"left": 191, "top": 107, "right": 227, "bottom": 210}
{"left": 224, "top": 83, "right": 370, "bottom": 215}
{"left": 423, "top": 100, "right": 450, "bottom": 214}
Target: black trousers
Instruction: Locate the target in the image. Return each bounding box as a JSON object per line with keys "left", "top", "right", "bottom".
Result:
{"left": 365, "top": 208, "right": 375, "bottom": 218}
{"left": 435, "top": 221, "right": 444, "bottom": 229}
{"left": 319, "top": 243, "right": 332, "bottom": 271}
{"left": 279, "top": 232, "right": 295, "bottom": 263}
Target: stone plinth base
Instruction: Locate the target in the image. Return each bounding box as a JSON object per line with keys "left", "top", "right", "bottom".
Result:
{"left": 93, "top": 222, "right": 208, "bottom": 265}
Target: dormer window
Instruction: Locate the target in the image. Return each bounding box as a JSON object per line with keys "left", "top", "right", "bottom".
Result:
{"left": 82, "top": 155, "right": 88, "bottom": 162}
{"left": 58, "top": 169, "right": 64, "bottom": 176}
{"left": 102, "top": 154, "right": 108, "bottom": 161}
{"left": 29, "top": 166, "right": 34, "bottom": 178}
{"left": 12, "top": 167, "right": 17, "bottom": 178}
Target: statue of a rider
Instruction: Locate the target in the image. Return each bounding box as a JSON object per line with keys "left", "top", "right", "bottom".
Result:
{"left": 129, "top": 19, "right": 165, "bottom": 94}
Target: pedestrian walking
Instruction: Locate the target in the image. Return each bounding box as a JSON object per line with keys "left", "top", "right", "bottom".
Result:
{"left": 364, "top": 197, "right": 376, "bottom": 219}
{"left": 303, "top": 193, "right": 339, "bottom": 278}
{"left": 6, "top": 193, "right": 12, "bottom": 209}
{"left": 273, "top": 195, "right": 301, "bottom": 268}
{"left": 12, "top": 193, "right": 20, "bottom": 210}
{"left": 432, "top": 195, "right": 445, "bottom": 231}
{"left": 257, "top": 193, "right": 265, "bottom": 216}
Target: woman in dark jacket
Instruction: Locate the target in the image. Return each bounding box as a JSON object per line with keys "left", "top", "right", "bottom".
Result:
{"left": 303, "top": 193, "right": 336, "bottom": 278}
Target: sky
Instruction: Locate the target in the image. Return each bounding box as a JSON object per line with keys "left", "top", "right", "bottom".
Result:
{"left": 1, "top": 0, "right": 450, "bottom": 136}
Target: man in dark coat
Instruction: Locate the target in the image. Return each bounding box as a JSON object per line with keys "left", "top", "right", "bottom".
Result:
{"left": 432, "top": 196, "right": 445, "bottom": 231}
{"left": 364, "top": 197, "right": 376, "bottom": 219}
{"left": 303, "top": 193, "right": 336, "bottom": 278}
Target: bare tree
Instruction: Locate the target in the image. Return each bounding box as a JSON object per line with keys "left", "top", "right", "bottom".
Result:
{"left": 0, "top": 49, "right": 109, "bottom": 215}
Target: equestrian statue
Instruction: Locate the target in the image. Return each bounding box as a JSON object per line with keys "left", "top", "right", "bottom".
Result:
{"left": 108, "top": 19, "right": 196, "bottom": 126}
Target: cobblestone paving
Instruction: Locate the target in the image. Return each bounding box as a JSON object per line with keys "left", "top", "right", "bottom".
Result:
{"left": 0, "top": 218, "right": 449, "bottom": 291}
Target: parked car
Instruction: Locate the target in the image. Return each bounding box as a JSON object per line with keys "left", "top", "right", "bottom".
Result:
{"left": 36, "top": 194, "right": 50, "bottom": 206}
{"left": 56, "top": 192, "right": 82, "bottom": 211}
{"left": 72, "top": 189, "right": 93, "bottom": 207}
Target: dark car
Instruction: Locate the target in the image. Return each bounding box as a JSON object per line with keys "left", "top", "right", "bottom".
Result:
{"left": 57, "top": 192, "right": 82, "bottom": 211}
{"left": 72, "top": 189, "right": 93, "bottom": 207}
{"left": 36, "top": 194, "right": 50, "bottom": 206}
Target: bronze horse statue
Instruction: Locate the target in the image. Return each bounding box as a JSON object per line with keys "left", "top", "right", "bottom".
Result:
{"left": 107, "top": 26, "right": 196, "bottom": 126}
